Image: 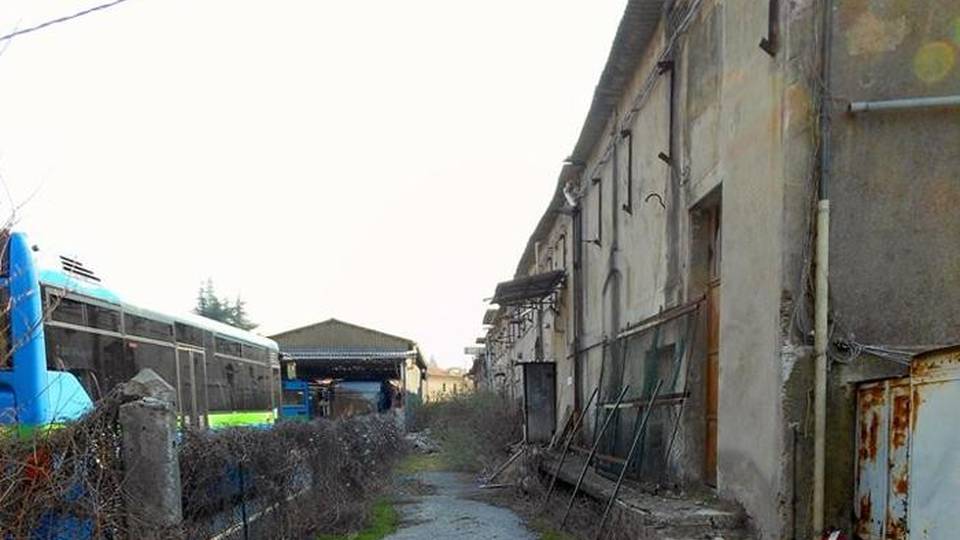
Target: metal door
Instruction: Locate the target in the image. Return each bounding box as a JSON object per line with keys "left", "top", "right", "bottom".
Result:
{"left": 854, "top": 347, "right": 960, "bottom": 539}
{"left": 523, "top": 363, "right": 557, "bottom": 444}
{"left": 176, "top": 348, "right": 201, "bottom": 428}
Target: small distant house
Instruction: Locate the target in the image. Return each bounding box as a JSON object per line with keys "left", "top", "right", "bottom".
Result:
{"left": 423, "top": 365, "right": 473, "bottom": 402}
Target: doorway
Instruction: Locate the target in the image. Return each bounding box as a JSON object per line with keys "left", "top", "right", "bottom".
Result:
{"left": 692, "top": 192, "right": 721, "bottom": 486}
{"left": 176, "top": 348, "right": 203, "bottom": 428}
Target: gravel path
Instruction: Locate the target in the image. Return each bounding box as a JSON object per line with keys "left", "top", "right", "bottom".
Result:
{"left": 386, "top": 471, "right": 537, "bottom": 540}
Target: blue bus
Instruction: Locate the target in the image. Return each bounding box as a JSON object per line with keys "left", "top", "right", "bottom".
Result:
{"left": 0, "top": 231, "right": 282, "bottom": 429}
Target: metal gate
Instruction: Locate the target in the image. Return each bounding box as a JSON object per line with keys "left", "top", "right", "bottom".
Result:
{"left": 855, "top": 346, "right": 960, "bottom": 539}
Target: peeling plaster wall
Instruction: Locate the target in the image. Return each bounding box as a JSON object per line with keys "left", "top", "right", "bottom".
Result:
{"left": 566, "top": 2, "right": 808, "bottom": 536}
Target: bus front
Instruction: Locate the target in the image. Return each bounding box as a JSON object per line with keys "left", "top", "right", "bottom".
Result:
{"left": 0, "top": 232, "right": 91, "bottom": 428}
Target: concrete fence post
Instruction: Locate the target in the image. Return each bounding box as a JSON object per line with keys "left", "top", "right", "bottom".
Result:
{"left": 119, "top": 369, "right": 182, "bottom": 538}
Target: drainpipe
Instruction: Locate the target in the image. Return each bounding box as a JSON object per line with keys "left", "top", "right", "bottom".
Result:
{"left": 571, "top": 202, "right": 585, "bottom": 413}
{"left": 812, "top": 0, "right": 833, "bottom": 535}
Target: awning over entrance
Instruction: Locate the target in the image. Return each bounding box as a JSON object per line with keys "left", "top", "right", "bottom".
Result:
{"left": 283, "top": 348, "right": 416, "bottom": 380}
{"left": 491, "top": 270, "right": 565, "bottom": 306}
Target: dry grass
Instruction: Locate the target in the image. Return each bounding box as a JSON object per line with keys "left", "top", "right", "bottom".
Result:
{"left": 405, "top": 391, "right": 521, "bottom": 475}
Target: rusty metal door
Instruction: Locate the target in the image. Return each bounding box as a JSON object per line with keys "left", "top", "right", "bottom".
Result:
{"left": 855, "top": 379, "right": 910, "bottom": 539}
{"left": 855, "top": 348, "right": 960, "bottom": 539}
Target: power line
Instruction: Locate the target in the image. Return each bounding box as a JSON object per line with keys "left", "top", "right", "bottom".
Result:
{"left": 0, "top": 0, "right": 135, "bottom": 43}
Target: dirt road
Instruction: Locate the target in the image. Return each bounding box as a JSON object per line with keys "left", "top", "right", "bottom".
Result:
{"left": 386, "top": 471, "right": 537, "bottom": 539}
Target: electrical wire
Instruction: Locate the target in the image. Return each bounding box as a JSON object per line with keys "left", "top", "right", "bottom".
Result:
{"left": 0, "top": 0, "right": 135, "bottom": 43}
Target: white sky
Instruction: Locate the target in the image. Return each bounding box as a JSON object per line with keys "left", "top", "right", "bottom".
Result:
{"left": 0, "top": 0, "right": 626, "bottom": 368}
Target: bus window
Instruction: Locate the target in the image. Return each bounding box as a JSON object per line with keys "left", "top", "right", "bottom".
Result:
{"left": 175, "top": 323, "right": 203, "bottom": 347}
{"left": 215, "top": 337, "right": 241, "bottom": 357}
{"left": 44, "top": 326, "right": 128, "bottom": 399}
{"left": 125, "top": 314, "right": 174, "bottom": 341}
{"left": 242, "top": 344, "right": 266, "bottom": 362}
{"left": 87, "top": 304, "right": 121, "bottom": 332}
{"left": 50, "top": 296, "right": 85, "bottom": 326}
{"left": 125, "top": 341, "right": 178, "bottom": 403}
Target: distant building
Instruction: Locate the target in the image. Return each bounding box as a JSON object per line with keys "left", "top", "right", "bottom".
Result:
{"left": 269, "top": 319, "right": 427, "bottom": 416}
{"left": 423, "top": 364, "right": 472, "bottom": 402}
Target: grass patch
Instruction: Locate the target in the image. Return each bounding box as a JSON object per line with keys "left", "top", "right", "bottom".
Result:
{"left": 539, "top": 530, "right": 576, "bottom": 540}
{"left": 524, "top": 516, "right": 577, "bottom": 540}
{"left": 316, "top": 499, "right": 398, "bottom": 540}
{"left": 395, "top": 452, "right": 446, "bottom": 475}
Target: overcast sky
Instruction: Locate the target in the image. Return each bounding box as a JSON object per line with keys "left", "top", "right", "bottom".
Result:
{"left": 0, "top": 0, "right": 626, "bottom": 367}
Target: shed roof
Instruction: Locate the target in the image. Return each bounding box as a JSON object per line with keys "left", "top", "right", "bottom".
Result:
{"left": 492, "top": 270, "right": 566, "bottom": 306}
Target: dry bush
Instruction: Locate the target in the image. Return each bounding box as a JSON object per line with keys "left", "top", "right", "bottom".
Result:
{"left": 1, "top": 399, "right": 402, "bottom": 539}
{"left": 0, "top": 391, "right": 127, "bottom": 539}
{"left": 406, "top": 391, "right": 521, "bottom": 473}
{"left": 179, "top": 413, "right": 403, "bottom": 539}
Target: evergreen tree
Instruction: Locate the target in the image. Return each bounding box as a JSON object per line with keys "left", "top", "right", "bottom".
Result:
{"left": 193, "top": 279, "right": 257, "bottom": 330}
{"left": 229, "top": 295, "right": 257, "bottom": 330}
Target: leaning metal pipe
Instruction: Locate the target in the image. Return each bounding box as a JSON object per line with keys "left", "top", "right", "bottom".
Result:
{"left": 813, "top": 200, "right": 830, "bottom": 535}
{"left": 594, "top": 379, "right": 664, "bottom": 540}
{"left": 560, "top": 384, "right": 630, "bottom": 529}
{"left": 848, "top": 94, "right": 960, "bottom": 113}
{"left": 541, "top": 386, "right": 599, "bottom": 510}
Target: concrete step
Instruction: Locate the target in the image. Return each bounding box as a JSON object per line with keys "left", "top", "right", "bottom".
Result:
{"left": 541, "top": 453, "right": 753, "bottom": 539}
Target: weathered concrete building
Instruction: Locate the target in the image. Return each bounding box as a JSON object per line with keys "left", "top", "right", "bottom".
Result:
{"left": 478, "top": 1, "right": 959, "bottom": 538}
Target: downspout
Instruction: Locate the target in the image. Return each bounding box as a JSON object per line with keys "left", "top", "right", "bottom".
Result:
{"left": 572, "top": 204, "right": 584, "bottom": 413}
{"left": 812, "top": 0, "right": 833, "bottom": 535}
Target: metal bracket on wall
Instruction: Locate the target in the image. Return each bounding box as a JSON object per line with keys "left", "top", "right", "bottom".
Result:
{"left": 656, "top": 61, "right": 675, "bottom": 166}
{"left": 620, "top": 130, "right": 633, "bottom": 215}
{"left": 759, "top": 0, "right": 779, "bottom": 56}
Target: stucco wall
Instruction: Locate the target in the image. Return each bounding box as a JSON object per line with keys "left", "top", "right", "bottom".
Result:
{"left": 567, "top": 1, "right": 819, "bottom": 537}
{"left": 829, "top": 0, "right": 960, "bottom": 346}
